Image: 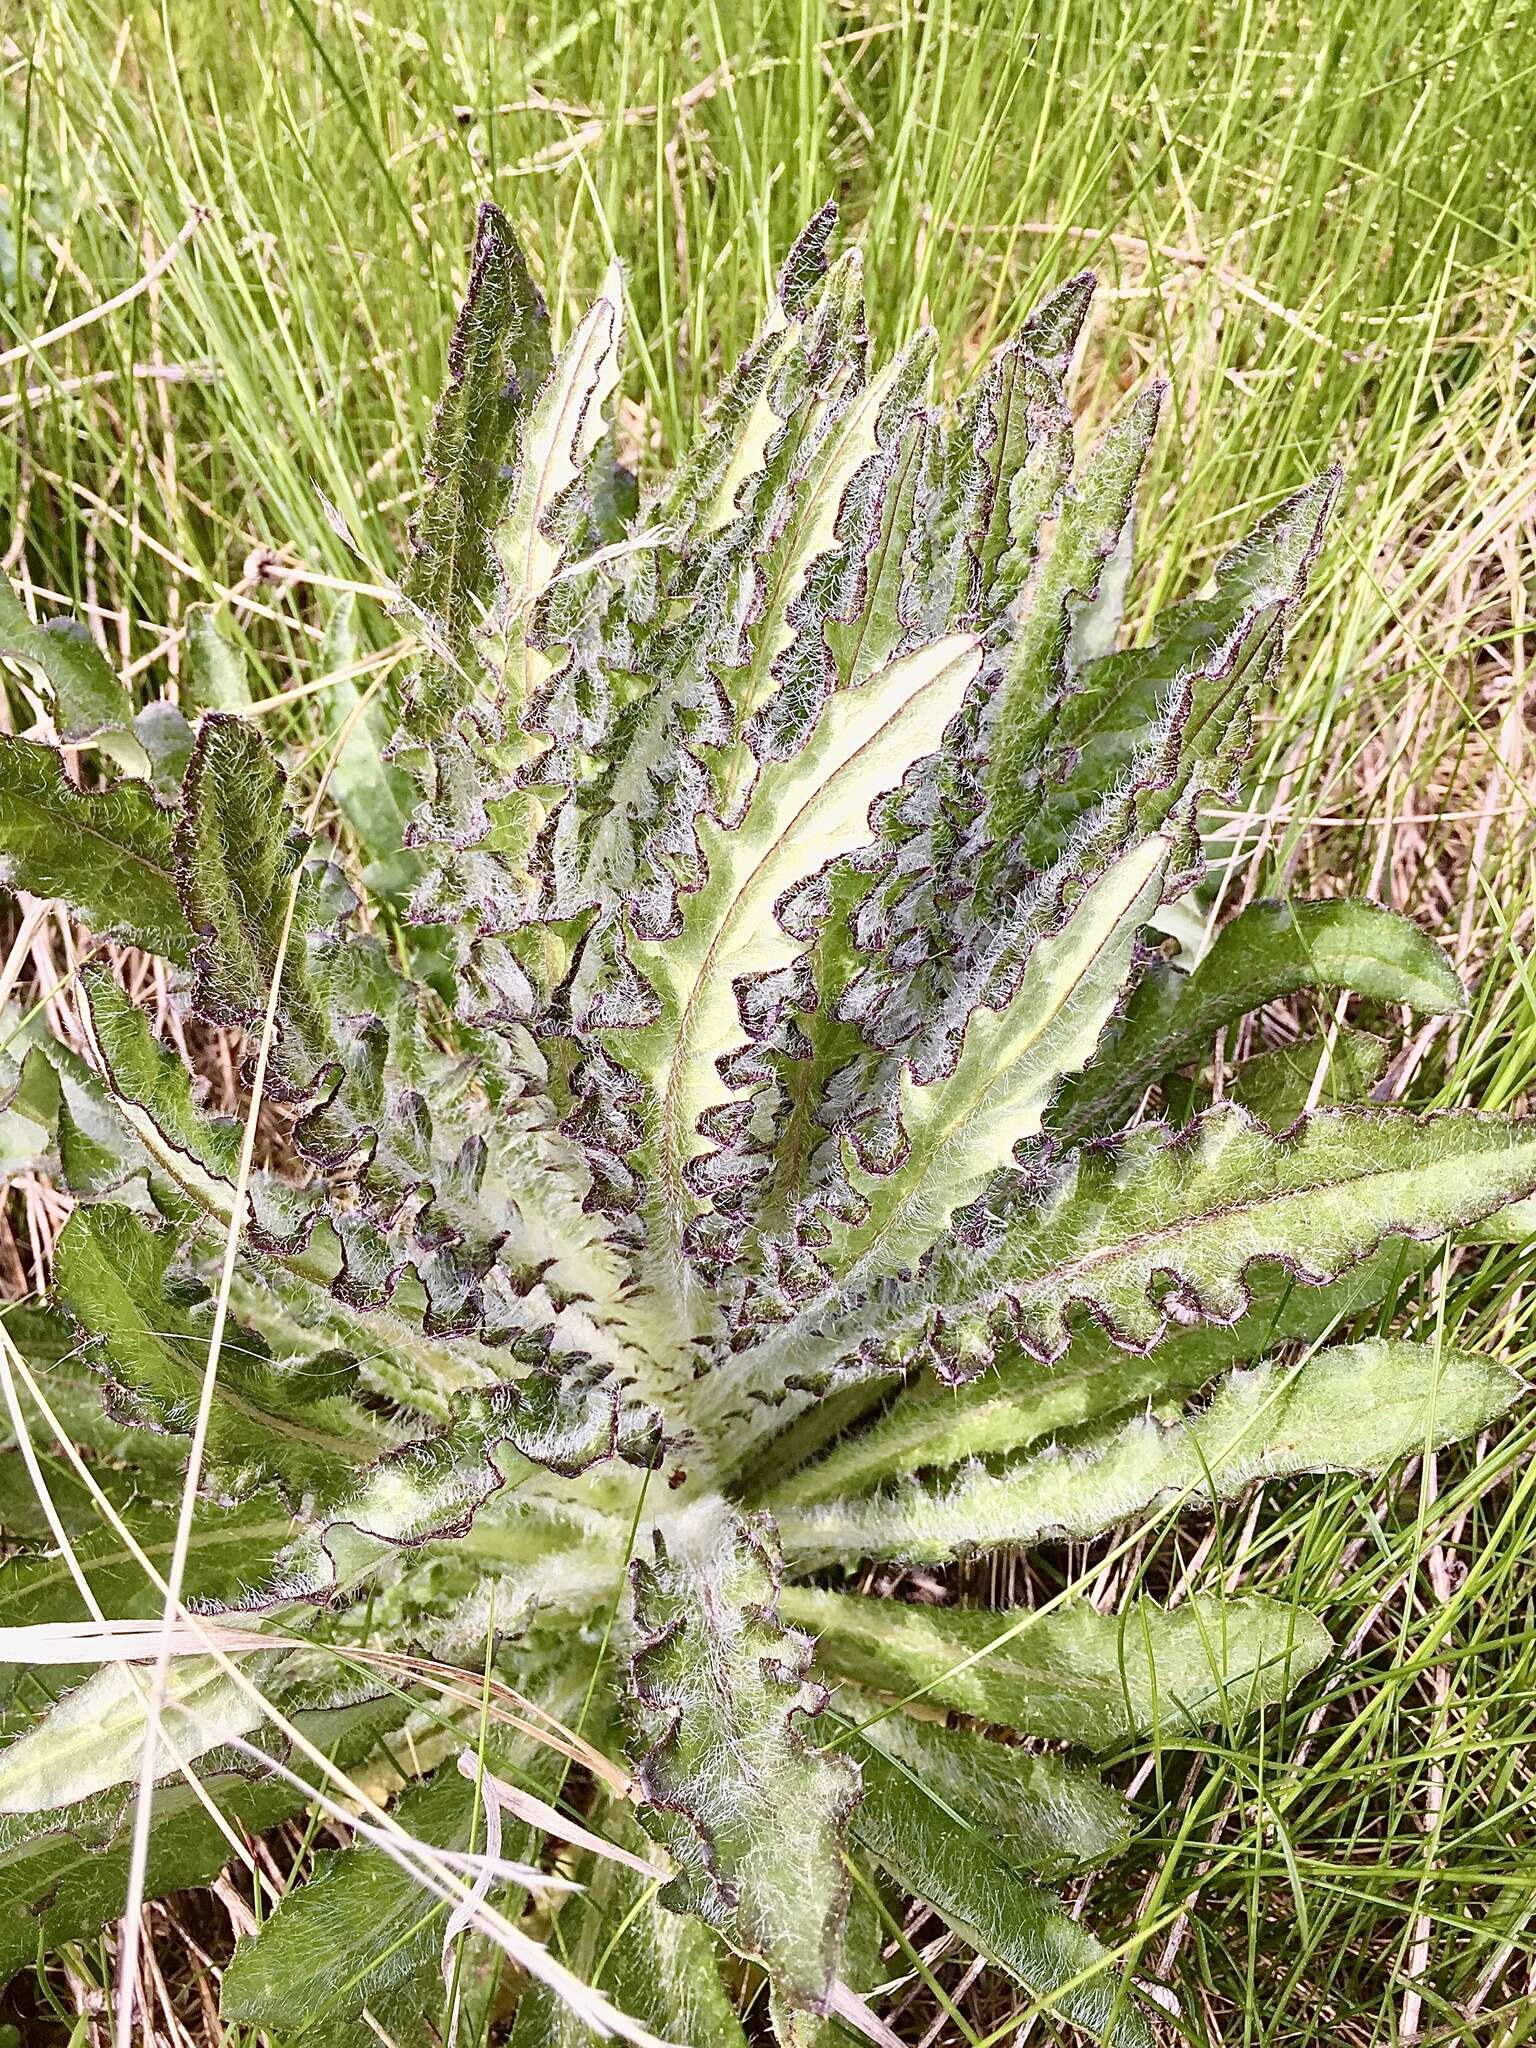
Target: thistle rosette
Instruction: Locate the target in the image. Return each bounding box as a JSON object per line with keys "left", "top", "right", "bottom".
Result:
{"left": 0, "top": 205, "right": 1528, "bottom": 2044}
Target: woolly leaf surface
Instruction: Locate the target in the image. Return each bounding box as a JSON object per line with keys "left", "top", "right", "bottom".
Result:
{"left": 792, "top": 1588, "right": 1331, "bottom": 1746}
{"left": 625, "top": 1502, "right": 860, "bottom": 2015}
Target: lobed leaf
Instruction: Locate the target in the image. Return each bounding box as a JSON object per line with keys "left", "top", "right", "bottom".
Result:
{"left": 778, "top": 1339, "right": 1521, "bottom": 1566}
{"left": 402, "top": 201, "right": 552, "bottom": 669}
{"left": 770, "top": 1239, "right": 1430, "bottom": 1506}
{"left": 985, "top": 387, "right": 1162, "bottom": 854}
{"left": 1024, "top": 471, "right": 1340, "bottom": 870}
{"left": 760, "top": 1104, "right": 1536, "bottom": 1390}
{"left": 622, "top": 634, "right": 982, "bottom": 1246}
{"left": 269, "top": 1375, "right": 659, "bottom": 1604}
{"left": 830, "top": 831, "right": 1168, "bottom": 1293}
{"left": 624, "top": 1500, "right": 861, "bottom": 2016}
{"left": 493, "top": 261, "right": 624, "bottom": 679}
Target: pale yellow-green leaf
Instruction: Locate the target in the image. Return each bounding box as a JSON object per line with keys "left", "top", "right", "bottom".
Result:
{"left": 629, "top": 634, "right": 982, "bottom": 1234}
{"left": 0, "top": 1656, "right": 268, "bottom": 1813}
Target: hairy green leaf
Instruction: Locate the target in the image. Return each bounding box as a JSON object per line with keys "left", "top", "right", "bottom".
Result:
{"left": 0, "top": 1769, "right": 303, "bottom": 1990}
{"left": 769, "top": 1105, "right": 1536, "bottom": 1390}
{"left": 402, "top": 202, "right": 552, "bottom": 662}
{"left": 1195, "top": 1026, "right": 1391, "bottom": 1127}
{"left": 0, "top": 1694, "right": 403, "bottom": 1990}
{"left": 509, "top": 1805, "right": 749, "bottom": 2048}
{"left": 1057, "top": 897, "right": 1464, "bottom": 1140}
{"left": 176, "top": 712, "right": 335, "bottom": 1086}
{"left": 831, "top": 831, "right": 1167, "bottom": 1290}
{"left": 779, "top": 1339, "right": 1520, "bottom": 1565}
{"left": 0, "top": 573, "right": 141, "bottom": 763}
{"left": 0, "top": 1493, "right": 297, "bottom": 1701}
{"left": 772, "top": 1240, "right": 1428, "bottom": 1506}
{"left": 793, "top": 1588, "right": 1330, "bottom": 1745}
{"left": 54, "top": 1203, "right": 392, "bottom": 1506}
{"left": 625, "top": 1502, "right": 860, "bottom": 2014}
{"left": 0, "top": 735, "right": 189, "bottom": 959}
{"left": 986, "top": 388, "right": 1162, "bottom": 851}
{"left": 624, "top": 633, "right": 982, "bottom": 1243}
{"left": 0, "top": 1655, "right": 269, "bottom": 1814}
{"left": 848, "top": 1735, "right": 1152, "bottom": 2044}
{"left": 183, "top": 603, "right": 253, "bottom": 713}
{"left": 493, "top": 266, "right": 622, "bottom": 665}
{"left": 222, "top": 1722, "right": 568, "bottom": 2040}
{"left": 0, "top": 206, "right": 1521, "bottom": 2036}
{"left": 834, "top": 1696, "right": 1128, "bottom": 1875}
{"left": 1026, "top": 472, "right": 1339, "bottom": 871}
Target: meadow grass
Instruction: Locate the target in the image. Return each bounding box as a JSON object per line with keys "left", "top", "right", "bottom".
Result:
{"left": 2, "top": 0, "right": 1535, "bottom": 2039}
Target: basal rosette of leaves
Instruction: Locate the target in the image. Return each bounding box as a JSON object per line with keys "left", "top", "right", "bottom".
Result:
{"left": 0, "top": 203, "right": 1530, "bottom": 2046}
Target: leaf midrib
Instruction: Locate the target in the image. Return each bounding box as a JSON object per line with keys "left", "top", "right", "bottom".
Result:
{"left": 0, "top": 1516, "right": 299, "bottom": 1608}
{"left": 5, "top": 787, "right": 176, "bottom": 898}
{"left": 657, "top": 647, "right": 974, "bottom": 1221}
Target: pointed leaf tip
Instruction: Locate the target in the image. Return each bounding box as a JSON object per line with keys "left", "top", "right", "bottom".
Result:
{"left": 1019, "top": 267, "right": 1098, "bottom": 371}
{"left": 778, "top": 201, "right": 840, "bottom": 316}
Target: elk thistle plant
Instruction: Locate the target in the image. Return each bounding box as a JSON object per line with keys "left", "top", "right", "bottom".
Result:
{"left": 0, "top": 203, "right": 1531, "bottom": 2046}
